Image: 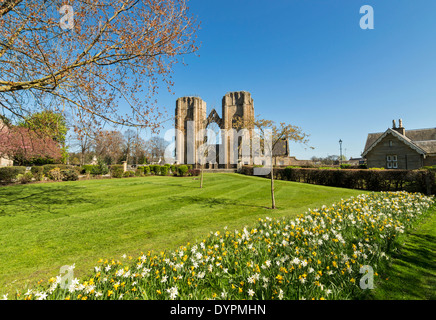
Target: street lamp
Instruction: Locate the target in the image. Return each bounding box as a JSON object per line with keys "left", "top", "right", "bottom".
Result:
{"left": 339, "top": 139, "right": 343, "bottom": 166}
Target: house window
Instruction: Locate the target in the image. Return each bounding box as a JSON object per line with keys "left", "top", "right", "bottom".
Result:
{"left": 389, "top": 140, "right": 393, "bottom": 147}
{"left": 387, "top": 155, "right": 398, "bottom": 169}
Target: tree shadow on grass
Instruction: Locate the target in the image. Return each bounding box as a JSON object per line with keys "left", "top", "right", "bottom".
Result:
{"left": 363, "top": 232, "right": 436, "bottom": 300}
{"left": 168, "top": 195, "right": 271, "bottom": 210}
{"left": 0, "top": 185, "right": 97, "bottom": 217}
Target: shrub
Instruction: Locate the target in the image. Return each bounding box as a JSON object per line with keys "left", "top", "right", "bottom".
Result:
{"left": 123, "top": 170, "right": 135, "bottom": 178}
{"left": 0, "top": 166, "right": 26, "bottom": 183}
{"left": 340, "top": 164, "right": 352, "bottom": 169}
{"left": 188, "top": 169, "right": 200, "bottom": 176}
{"left": 48, "top": 168, "right": 62, "bottom": 181}
{"left": 109, "top": 165, "right": 124, "bottom": 178}
{"left": 421, "top": 165, "right": 436, "bottom": 172}
{"left": 42, "top": 164, "right": 75, "bottom": 176}
{"left": 177, "top": 165, "right": 188, "bottom": 177}
{"left": 170, "top": 165, "right": 176, "bottom": 173}
{"left": 91, "top": 161, "right": 109, "bottom": 176}
{"left": 61, "top": 169, "right": 79, "bottom": 181}
{"left": 160, "top": 166, "right": 169, "bottom": 176}
{"left": 143, "top": 166, "right": 151, "bottom": 175}
{"left": 150, "top": 165, "right": 161, "bottom": 175}
{"left": 17, "top": 172, "right": 33, "bottom": 184}
{"left": 135, "top": 167, "right": 144, "bottom": 177}
{"left": 80, "top": 165, "right": 95, "bottom": 174}
{"left": 30, "top": 166, "right": 44, "bottom": 181}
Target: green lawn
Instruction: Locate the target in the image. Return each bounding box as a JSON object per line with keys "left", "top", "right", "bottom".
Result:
{"left": 363, "top": 207, "right": 436, "bottom": 300}
{"left": 0, "top": 173, "right": 367, "bottom": 295}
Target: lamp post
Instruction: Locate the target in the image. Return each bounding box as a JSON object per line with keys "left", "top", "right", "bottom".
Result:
{"left": 339, "top": 139, "right": 343, "bottom": 166}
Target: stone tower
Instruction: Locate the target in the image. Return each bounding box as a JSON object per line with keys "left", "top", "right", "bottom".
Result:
{"left": 175, "top": 96, "right": 207, "bottom": 165}
{"left": 175, "top": 91, "right": 255, "bottom": 168}
{"left": 222, "top": 91, "right": 255, "bottom": 168}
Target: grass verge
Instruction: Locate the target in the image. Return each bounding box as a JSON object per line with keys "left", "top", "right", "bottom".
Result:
{"left": 362, "top": 207, "right": 436, "bottom": 300}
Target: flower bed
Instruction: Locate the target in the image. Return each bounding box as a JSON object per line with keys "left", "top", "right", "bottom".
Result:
{"left": 13, "top": 191, "right": 434, "bottom": 300}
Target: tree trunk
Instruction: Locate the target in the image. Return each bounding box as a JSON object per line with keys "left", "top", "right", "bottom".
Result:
{"left": 271, "top": 165, "right": 276, "bottom": 209}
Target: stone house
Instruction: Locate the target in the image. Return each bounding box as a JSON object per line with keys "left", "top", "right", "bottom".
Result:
{"left": 362, "top": 119, "right": 436, "bottom": 169}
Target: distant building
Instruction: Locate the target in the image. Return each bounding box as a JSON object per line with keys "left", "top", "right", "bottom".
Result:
{"left": 0, "top": 118, "right": 13, "bottom": 167}
{"left": 362, "top": 119, "right": 436, "bottom": 169}
{"left": 347, "top": 157, "right": 365, "bottom": 166}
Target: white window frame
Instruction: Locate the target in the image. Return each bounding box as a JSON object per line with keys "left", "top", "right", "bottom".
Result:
{"left": 387, "top": 155, "right": 398, "bottom": 169}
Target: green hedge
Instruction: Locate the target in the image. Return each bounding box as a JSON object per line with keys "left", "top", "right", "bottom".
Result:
{"left": 123, "top": 171, "right": 135, "bottom": 178}
{"left": 0, "top": 166, "right": 27, "bottom": 183}
{"left": 17, "top": 172, "right": 33, "bottom": 184}
{"left": 177, "top": 165, "right": 189, "bottom": 177}
{"left": 109, "top": 165, "right": 124, "bottom": 179}
{"left": 143, "top": 166, "right": 151, "bottom": 175}
{"left": 188, "top": 169, "right": 200, "bottom": 176}
{"left": 30, "top": 166, "right": 44, "bottom": 181}
{"left": 80, "top": 165, "right": 95, "bottom": 174}
{"left": 240, "top": 166, "right": 436, "bottom": 195}
{"left": 81, "top": 163, "right": 109, "bottom": 176}
{"left": 150, "top": 165, "right": 161, "bottom": 175}
{"left": 61, "top": 169, "right": 79, "bottom": 181}
{"left": 135, "top": 167, "right": 145, "bottom": 177}
{"left": 42, "top": 164, "right": 78, "bottom": 176}
{"left": 160, "top": 166, "right": 169, "bottom": 176}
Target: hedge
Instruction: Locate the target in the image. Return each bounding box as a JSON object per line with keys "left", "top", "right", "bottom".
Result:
{"left": 135, "top": 167, "right": 145, "bottom": 176}
{"left": 109, "top": 165, "right": 124, "bottom": 178}
{"left": 240, "top": 166, "right": 436, "bottom": 195}
{"left": 143, "top": 166, "right": 151, "bottom": 175}
{"left": 42, "top": 164, "right": 78, "bottom": 176}
{"left": 177, "top": 165, "right": 189, "bottom": 177}
{"left": 0, "top": 166, "right": 27, "bottom": 183}
{"left": 80, "top": 163, "right": 109, "bottom": 176}
{"left": 61, "top": 169, "right": 79, "bottom": 181}
{"left": 188, "top": 169, "right": 201, "bottom": 176}
{"left": 30, "top": 166, "right": 44, "bottom": 181}
{"left": 160, "top": 166, "right": 169, "bottom": 176}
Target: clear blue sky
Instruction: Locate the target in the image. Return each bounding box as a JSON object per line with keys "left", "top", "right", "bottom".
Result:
{"left": 153, "top": 0, "right": 436, "bottom": 160}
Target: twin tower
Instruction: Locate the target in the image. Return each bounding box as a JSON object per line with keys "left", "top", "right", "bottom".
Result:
{"left": 175, "top": 91, "right": 255, "bottom": 168}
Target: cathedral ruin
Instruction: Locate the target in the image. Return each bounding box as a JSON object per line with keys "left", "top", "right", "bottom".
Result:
{"left": 174, "top": 91, "right": 291, "bottom": 169}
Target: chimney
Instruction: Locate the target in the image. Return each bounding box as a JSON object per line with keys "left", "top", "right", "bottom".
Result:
{"left": 393, "top": 119, "right": 405, "bottom": 135}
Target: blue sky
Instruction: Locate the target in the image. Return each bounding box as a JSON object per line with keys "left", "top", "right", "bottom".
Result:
{"left": 153, "top": 0, "right": 436, "bottom": 160}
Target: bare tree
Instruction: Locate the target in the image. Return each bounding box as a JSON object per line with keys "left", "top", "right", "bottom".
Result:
{"left": 123, "top": 129, "right": 136, "bottom": 165}
{"left": 94, "top": 130, "right": 125, "bottom": 164}
{"left": 146, "top": 136, "right": 168, "bottom": 163}
{"left": 257, "top": 119, "right": 310, "bottom": 209}
{"left": 234, "top": 116, "right": 310, "bottom": 209}
{"left": 0, "top": 0, "right": 199, "bottom": 135}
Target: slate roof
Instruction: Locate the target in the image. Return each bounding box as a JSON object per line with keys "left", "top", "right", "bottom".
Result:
{"left": 363, "top": 127, "right": 436, "bottom": 156}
